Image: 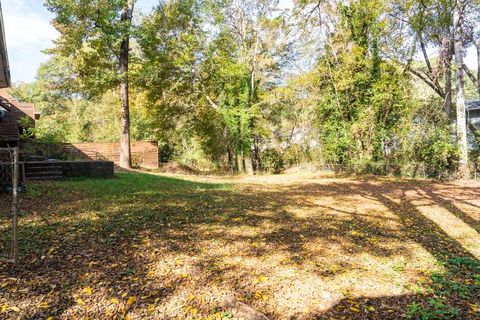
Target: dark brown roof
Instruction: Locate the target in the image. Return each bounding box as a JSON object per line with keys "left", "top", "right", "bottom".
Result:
{"left": 0, "top": 1, "right": 10, "bottom": 88}
{"left": 467, "top": 100, "right": 480, "bottom": 111}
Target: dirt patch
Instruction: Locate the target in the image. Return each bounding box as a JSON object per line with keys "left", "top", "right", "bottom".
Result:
{"left": 158, "top": 162, "right": 199, "bottom": 175}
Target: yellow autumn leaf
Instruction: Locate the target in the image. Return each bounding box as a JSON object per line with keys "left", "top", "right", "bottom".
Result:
{"left": 76, "top": 298, "right": 85, "bottom": 305}
{"left": 110, "top": 298, "right": 119, "bottom": 304}
{"left": 9, "top": 306, "right": 19, "bottom": 312}
{"left": 349, "top": 306, "right": 360, "bottom": 312}
{"left": 147, "top": 304, "right": 155, "bottom": 314}
{"left": 257, "top": 275, "right": 268, "bottom": 282}
{"left": 82, "top": 287, "right": 93, "bottom": 295}
{"left": 39, "top": 302, "right": 50, "bottom": 309}
{"left": 190, "top": 308, "right": 198, "bottom": 315}
{"left": 147, "top": 270, "right": 156, "bottom": 278}
{"left": 126, "top": 296, "right": 137, "bottom": 306}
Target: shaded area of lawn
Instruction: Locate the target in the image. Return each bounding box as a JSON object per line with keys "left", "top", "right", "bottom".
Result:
{"left": 0, "top": 172, "right": 479, "bottom": 319}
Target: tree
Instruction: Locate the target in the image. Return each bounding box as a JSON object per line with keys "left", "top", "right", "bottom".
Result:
{"left": 11, "top": 56, "right": 123, "bottom": 143}
{"left": 382, "top": 0, "right": 455, "bottom": 116}
{"left": 45, "top": 0, "right": 136, "bottom": 168}
{"left": 463, "top": 0, "right": 480, "bottom": 95}
{"left": 138, "top": 0, "right": 288, "bottom": 173}
{"left": 453, "top": 0, "right": 469, "bottom": 178}
{"left": 199, "top": 0, "right": 287, "bottom": 174}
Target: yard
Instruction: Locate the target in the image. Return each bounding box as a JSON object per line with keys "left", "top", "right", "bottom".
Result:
{"left": 0, "top": 172, "right": 479, "bottom": 319}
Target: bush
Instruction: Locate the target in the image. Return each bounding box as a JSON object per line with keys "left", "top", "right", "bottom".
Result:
{"left": 260, "top": 149, "right": 284, "bottom": 173}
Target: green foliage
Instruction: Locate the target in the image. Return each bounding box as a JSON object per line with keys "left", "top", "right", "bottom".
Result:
{"left": 315, "top": 0, "right": 413, "bottom": 167}
{"left": 9, "top": 0, "right": 472, "bottom": 176}
{"left": 18, "top": 116, "right": 36, "bottom": 139}
{"left": 402, "top": 98, "right": 459, "bottom": 177}
{"left": 44, "top": 0, "right": 136, "bottom": 97}
{"left": 260, "top": 148, "right": 284, "bottom": 173}
{"left": 407, "top": 257, "right": 480, "bottom": 319}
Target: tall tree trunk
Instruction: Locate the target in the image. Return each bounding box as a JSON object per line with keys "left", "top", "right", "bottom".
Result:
{"left": 476, "top": 40, "right": 480, "bottom": 92}
{"left": 119, "top": 5, "right": 132, "bottom": 169}
{"left": 252, "top": 135, "right": 261, "bottom": 172}
{"left": 453, "top": 2, "right": 469, "bottom": 178}
{"left": 247, "top": 35, "right": 259, "bottom": 174}
{"left": 236, "top": 153, "right": 245, "bottom": 174}
{"left": 444, "top": 62, "right": 452, "bottom": 116}
{"left": 443, "top": 34, "right": 453, "bottom": 117}
{"left": 245, "top": 154, "right": 254, "bottom": 175}
{"left": 227, "top": 146, "right": 236, "bottom": 173}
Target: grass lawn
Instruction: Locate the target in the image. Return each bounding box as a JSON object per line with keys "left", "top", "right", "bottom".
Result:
{"left": 0, "top": 172, "right": 479, "bottom": 319}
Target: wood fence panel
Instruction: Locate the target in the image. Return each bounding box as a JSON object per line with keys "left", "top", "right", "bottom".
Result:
{"left": 61, "top": 141, "right": 159, "bottom": 168}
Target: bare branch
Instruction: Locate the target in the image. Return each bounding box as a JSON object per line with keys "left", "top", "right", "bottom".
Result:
{"left": 408, "top": 68, "right": 445, "bottom": 98}
{"left": 463, "top": 63, "right": 478, "bottom": 86}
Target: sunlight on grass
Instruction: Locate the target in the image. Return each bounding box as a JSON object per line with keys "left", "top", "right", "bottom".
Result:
{"left": 412, "top": 198, "right": 480, "bottom": 259}
{"left": 1, "top": 172, "right": 479, "bottom": 319}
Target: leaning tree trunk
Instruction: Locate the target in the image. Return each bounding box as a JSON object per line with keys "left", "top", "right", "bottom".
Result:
{"left": 453, "top": 3, "right": 469, "bottom": 179}
{"left": 119, "top": 6, "right": 132, "bottom": 169}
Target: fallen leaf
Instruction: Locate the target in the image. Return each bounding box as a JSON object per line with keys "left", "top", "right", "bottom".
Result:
{"left": 82, "top": 287, "right": 93, "bottom": 295}
{"left": 126, "top": 296, "right": 137, "bottom": 306}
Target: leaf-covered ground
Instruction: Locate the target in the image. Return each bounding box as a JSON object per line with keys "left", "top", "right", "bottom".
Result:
{"left": 0, "top": 172, "right": 479, "bottom": 319}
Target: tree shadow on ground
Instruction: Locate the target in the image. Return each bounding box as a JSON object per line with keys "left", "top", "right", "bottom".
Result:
{"left": 0, "top": 172, "right": 479, "bottom": 319}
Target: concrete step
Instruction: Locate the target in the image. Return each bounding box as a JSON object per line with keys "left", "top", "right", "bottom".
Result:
{"left": 26, "top": 171, "right": 63, "bottom": 177}
{"left": 27, "top": 166, "right": 63, "bottom": 170}
{"left": 24, "top": 162, "right": 64, "bottom": 181}
{"left": 26, "top": 176, "right": 63, "bottom": 181}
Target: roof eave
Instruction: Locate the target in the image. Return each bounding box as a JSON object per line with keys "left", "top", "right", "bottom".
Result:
{"left": 0, "top": 1, "right": 10, "bottom": 89}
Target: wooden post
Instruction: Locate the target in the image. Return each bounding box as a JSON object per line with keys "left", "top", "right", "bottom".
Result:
{"left": 11, "top": 147, "right": 19, "bottom": 264}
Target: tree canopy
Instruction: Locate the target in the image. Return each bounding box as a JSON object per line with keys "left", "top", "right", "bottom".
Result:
{"left": 10, "top": 0, "right": 480, "bottom": 177}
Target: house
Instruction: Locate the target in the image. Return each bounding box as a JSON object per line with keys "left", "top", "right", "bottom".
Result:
{"left": 467, "top": 100, "right": 480, "bottom": 129}
{"left": 0, "top": 90, "right": 39, "bottom": 142}
{"left": 467, "top": 99, "right": 480, "bottom": 150}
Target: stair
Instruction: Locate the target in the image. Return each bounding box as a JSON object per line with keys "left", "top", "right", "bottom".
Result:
{"left": 25, "top": 162, "right": 64, "bottom": 181}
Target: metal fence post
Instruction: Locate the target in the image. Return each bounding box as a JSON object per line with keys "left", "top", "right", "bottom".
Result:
{"left": 11, "top": 147, "right": 19, "bottom": 264}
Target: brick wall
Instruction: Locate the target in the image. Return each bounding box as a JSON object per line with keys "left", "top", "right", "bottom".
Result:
{"left": 0, "top": 91, "right": 36, "bottom": 141}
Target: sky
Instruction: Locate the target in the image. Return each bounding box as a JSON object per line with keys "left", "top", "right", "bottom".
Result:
{"left": 1, "top": 0, "right": 478, "bottom": 84}
{"left": 2, "top": 0, "right": 159, "bottom": 83}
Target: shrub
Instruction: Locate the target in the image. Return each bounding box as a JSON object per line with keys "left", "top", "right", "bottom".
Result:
{"left": 260, "top": 148, "right": 284, "bottom": 173}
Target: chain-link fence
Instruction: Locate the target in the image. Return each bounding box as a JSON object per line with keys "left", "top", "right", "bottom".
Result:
{"left": 0, "top": 147, "right": 20, "bottom": 264}
{"left": 285, "top": 162, "right": 479, "bottom": 180}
